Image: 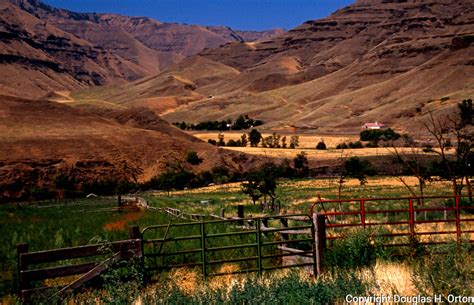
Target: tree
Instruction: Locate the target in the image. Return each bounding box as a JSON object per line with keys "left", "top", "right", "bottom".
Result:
{"left": 391, "top": 144, "right": 431, "bottom": 202}
{"left": 249, "top": 129, "right": 262, "bottom": 147}
{"left": 258, "top": 166, "right": 278, "bottom": 211}
{"left": 241, "top": 172, "right": 262, "bottom": 205}
{"left": 293, "top": 152, "right": 309, "bottom": 177}
{"left": 360, "top": 128, "right": 400, "bottom": 142}
{"left": 150, "top": 166, "right": 196, "bottom": 195}
{"left": 459, "top": 99, "right": 472, "bottom": 126}
{"left": 271, "top": 133, "right": 281, "bottom": 148}
{"left": 241, "top": 164, "right": 278, "bottom": 211}
{"left": 343, "top": 157, "right": 376, "bottom": 185}
{"left": 316, "top": 140, "right": 327, "bottom": 150}
{"left": 262, "top": 135, "right": 272, "bottom": 148}
{"left": 423, "top": 101, "right": 473, "bottom": 196}
{"left": 232, "top": 115, "right": 247, "bottom": 130}
{"left": 186, "top": 151, "right": 203, "bottom": 165}
{"left": 289, "top": 135, "right": 299, "bottom": 149}
{"left": 217, "top": 133, "right": 225, "bottom": 146}
{"left": 240, "top": 134, "right": 248, "bottom": 147}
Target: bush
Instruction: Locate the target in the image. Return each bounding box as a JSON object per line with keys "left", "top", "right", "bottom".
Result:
{"left": 348, "top": 141, "right": 363, "bottom": 149}
{"left": 316, "top": 141, "right": 327, "bottom": 150}
{"left": 142, "top": 271, "right": 370, "bottom": 304}
{"left": 226, "top": 139, "right": 240, "bottom": 147}
{"left": 365, "top": 140, "right": 378, "bottom": 148}
{"left": 186, "top": 151, "right": 203, "bottom": 165}
{"left": 412, "top": 242, "right": 473, "bottom": 300}
{"left": 336, "top": 143, "right": 349, "bottom": 149}
{"left": 325, "top": 229, "right": 380, "bottom": 269}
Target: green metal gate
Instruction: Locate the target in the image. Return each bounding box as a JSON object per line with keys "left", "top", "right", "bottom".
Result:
{"left": 141, "top": 214, "right": 316, "bottom": 279}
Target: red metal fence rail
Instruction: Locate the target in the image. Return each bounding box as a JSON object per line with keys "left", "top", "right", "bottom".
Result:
{"left": 310, "top": 195, "right": 474, "bottom": 247}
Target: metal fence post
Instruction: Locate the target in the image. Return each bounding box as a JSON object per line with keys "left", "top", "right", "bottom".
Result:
{"left": 409, "top": 198, "right": 415, "bottom": 251}
{"left": 360, "top": 199, "right": 366, "bottom": 228}
{"left": 455, "top": 196, "right": 461, "bottom": 242}
{"left": 256, "top": 219, "right": 262, "bottom": 276}
{"left": 313, "top": 214, "right": 326, "bottom": 275}
{"left": 200, "top": 221, "right": 207, "bottom": 279}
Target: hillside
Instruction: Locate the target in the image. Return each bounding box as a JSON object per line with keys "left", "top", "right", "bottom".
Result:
{"left": 86, "top": 0, "right": 474, "bottom": 132}
{"left": 0, "top": 95, "right": 255, "bottom": 201}
{"left": 0, "top": 1, "right": 148, "bottom": 99}
{"left": 1, "top": 0, "right": 284, "bottom": 99}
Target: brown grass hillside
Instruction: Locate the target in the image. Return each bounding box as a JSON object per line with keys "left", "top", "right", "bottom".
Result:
{"left": 73, "top": 0, "right": 473, "bottom": 133}
{"left": 0, "top": 95, "right": 257, "bottom": 200}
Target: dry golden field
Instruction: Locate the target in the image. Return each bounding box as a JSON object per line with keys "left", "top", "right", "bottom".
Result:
{"left": 191, "top": 131, "right": 358, "bottom": 149}
{"left": 190, "top": 131, "right": 447, "bottom": 161}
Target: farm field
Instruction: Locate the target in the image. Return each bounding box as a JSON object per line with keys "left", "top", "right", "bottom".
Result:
{"left": 1, "top": 177, "right": 472, "bottom": 302}
{"left": 191, "top": 131, "right": 359, "bottom": 149}
{"left": 189, "top": 131, "right": 443, "bottom": 161}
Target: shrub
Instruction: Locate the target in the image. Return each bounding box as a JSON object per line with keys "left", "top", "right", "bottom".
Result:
{"left": 316, "top": 141, "right": 327, "bottom": 150}
{"left": 336, "top": 143, "right": 349, "bottom": 149}
{"left": 348, "top": 141, "right": 363, "bottom": 149}
{"left": 226, "top": 139, "right": 240, "bottom": 147}
{"left": 186, "top": 151, "right": 203, "bottom": 165}
{"left": 142, "top": 271, "right": 370, "bottom": 304}
{"left": 325, "top": 229, "right": 380, "bottom": 269}
{"left": 412, "top": 242, "right": 473, "bottom": 300}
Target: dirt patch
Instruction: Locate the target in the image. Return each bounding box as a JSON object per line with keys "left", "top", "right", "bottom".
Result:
{"left": 103, "top": 211, "right": 144, "bottom": 232}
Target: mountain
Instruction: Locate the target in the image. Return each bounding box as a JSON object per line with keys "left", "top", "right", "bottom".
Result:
{"left": 90, "top": 0, "right": 473, "bottom": 132}
{"left": 1, "top": 0, "right": 284, "bottom": 99}
{"left": 0, "top": 94, "right": 256, "bottom": 201}
{"left": 0, "top": 1, "right": 148, "bottom": 99}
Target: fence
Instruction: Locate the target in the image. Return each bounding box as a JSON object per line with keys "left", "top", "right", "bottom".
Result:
{"left": 311, "top": 195, "right": 474, "bottom": 249}
{"left": 17, "top": 227, "right": 141, "bottom": 300}
{"left": 17, "top": 195, "right": 473, "bottom": 301}
{"left": 140, "top": 214, "right": 318, "bottom": 279}
{"left": 17, "top": 214, "right": 320, "bottom": 301}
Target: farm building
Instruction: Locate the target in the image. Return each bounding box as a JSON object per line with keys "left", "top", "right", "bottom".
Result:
{"left": 361, "top": 121, "right": 387, "bottom": 130}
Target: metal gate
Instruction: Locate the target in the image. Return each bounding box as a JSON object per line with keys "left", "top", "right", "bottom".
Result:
{"left": 141, "top": 214, "right": 316, "bottom": 279}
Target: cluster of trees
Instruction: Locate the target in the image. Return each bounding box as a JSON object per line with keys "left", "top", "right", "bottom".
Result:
{"left": 173, "top": 115, "right": 264, "bottom": 131}
{"left": 241, "top": 154, "right": 378, "bottom": 209}
{"left": 336, "top": 141, "right": 363, "bottom": 149}
{"left": 207, "top": 133, "right": 249, "bottom": 147}
{"left": 336, "top": 128, "right": 402, "bottom": 149}
{"left": 261, "top": 133, "right": 300, "bottom": 149}
{"left": 22, "top": 173, "right": 139, "bottom": 202}
{"left": 208, "top": 130, "right": 301, "bottom": 149}
{"left": 144, "top": 164, "right": 238, "bottom": 195}
{"left": 360, "top": 128, "right": 401, "bottom": 142}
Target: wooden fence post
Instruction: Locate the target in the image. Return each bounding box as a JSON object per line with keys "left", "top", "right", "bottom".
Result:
{"left": 129, "top": 226, "right": 140, "bottom": 239}
{"left": 237, "top": 205, "right": 244, "bottom": 225}
{"left": 313, "top": 214, "right": 326, "bottom": 275}
{"left": 280, "top": 218, "right": 289, "bottom": 247}
{"left": 17, "top": 243, "right": 28, "bottom": 295}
